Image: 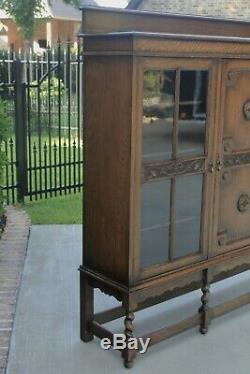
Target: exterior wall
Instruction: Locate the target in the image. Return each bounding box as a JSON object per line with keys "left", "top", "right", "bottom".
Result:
{"left": 51, "top": 19, "right": 80, "bottom": 45}
{"left": 0, "top": 18, "right": 80, "bottom": 51}
{"left": 3, "top": 20, "right": 23, "bottom": 51}
{"left": 35, "top": 21, "right": 47, "bottom": 42}
{"left": 135, "top": 0, "right": 250, "bottom": 20}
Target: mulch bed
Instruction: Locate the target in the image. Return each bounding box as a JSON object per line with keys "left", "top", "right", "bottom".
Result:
{"left": 0, "top": 206, "right": 30, "bottom": 374}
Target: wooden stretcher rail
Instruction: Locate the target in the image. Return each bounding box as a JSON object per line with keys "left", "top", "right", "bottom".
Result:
{"left": 91, "top": 321, "right": 115, "bottom": 345}
{"left": 91, "top": 291, "right": 250, "bottom": 357}
{"left": 94, "top": 306, "right": 124, "bottom": 324}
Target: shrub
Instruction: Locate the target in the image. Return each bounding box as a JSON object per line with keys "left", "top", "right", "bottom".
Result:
{"left": 28, "top": 77, "right": 66, "bottom": 133}
{"left": 30, "top": 77, "right": 65, "bottom": 102}
{"left": 0, "top": 97, "right": 10, "bottom": 229}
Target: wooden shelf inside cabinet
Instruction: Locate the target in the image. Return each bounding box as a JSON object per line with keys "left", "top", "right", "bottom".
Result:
{"left": 80, "top": 7, "right": 250, "bottom": 369}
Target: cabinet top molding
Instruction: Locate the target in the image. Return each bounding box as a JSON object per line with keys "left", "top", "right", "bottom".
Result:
{"left": 80, "top": 6, "right": 250, "bottom": 38}
{"left": 81, "top": 32, "right": 250, "bottom": 60}
{"left": 79, "top": 31, "right": 250, "bottom": 44}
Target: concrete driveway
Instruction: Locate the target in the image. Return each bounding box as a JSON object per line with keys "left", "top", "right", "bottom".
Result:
{"left": 6, "top": 225, "right": 250, "bottom": 374}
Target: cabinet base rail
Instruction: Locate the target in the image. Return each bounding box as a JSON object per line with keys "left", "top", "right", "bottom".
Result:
{"left": 82, "top": 291, "right": 250, "bottom": 369}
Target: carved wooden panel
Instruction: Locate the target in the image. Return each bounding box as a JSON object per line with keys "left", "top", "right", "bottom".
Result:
{"left": 224, "top": 152, "right": 250, "bottom": 168}
{"left": 216, "top": 63, "right": 250, "bottom": 254}
{"left": 143, "top": 158, "right": 205, "bottom": 183}
{"left": 227, "top": 69, "right": 250, "bottom": 88}
{"left": 224, "top": 67, "right": 250, "bottom": 152}
{"left": 218, "top": 164, "right": 250, "bottom": 246}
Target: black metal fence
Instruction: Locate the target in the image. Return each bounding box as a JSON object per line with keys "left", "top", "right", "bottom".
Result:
{"left": 0, "top": 40, "right": 84, "bottom": 203}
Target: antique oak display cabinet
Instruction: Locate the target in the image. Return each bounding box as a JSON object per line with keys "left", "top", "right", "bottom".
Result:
{"left": 80, "top": 7, "right": 250, "bottom": 368}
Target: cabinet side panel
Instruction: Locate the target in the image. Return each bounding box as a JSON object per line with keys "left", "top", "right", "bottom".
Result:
{"left": 83, "top": 56, "right": 132, "bottom": 285}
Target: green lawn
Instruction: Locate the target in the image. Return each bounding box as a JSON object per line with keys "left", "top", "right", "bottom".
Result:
{"left": 23, "top": 192, "right": 82, "bottom": 224}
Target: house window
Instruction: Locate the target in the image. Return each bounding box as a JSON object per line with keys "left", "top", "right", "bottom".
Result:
{"left": 38, "top": 39, "right": 47, "bottom": 48}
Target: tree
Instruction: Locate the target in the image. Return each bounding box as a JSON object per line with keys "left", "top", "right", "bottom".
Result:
{"left": 0, "top": 0, "right": 80, "bottom": 49}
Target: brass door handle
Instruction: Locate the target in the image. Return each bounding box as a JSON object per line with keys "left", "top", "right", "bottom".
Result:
{"left": 208, "top": 160, "right": 215, "bottom": 173}
{"left": 216, "top": 160, "right": 223, "bottom": 171}
{"left": 208, "top": 159, "right": 223, "bottom": 173}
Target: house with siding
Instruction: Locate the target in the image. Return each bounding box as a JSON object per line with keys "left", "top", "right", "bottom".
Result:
{"left": 127, "top": 0, "right": 250, "bottom": 20}
{"left": 0, "top": 0, "right": 98, "bottom": 51}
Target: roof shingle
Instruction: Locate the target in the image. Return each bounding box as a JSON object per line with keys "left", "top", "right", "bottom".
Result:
{"left": 127, "top": 0, "right": 250, "bottom": 21}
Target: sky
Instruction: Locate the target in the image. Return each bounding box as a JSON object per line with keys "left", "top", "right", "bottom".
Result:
{"left": 96, "top": 0, "right": 129, "bottom": 8}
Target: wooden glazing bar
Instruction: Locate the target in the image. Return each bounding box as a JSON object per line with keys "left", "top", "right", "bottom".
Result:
{"left": 169, "top": 177, "right": 176, "bottom": 261}
{"left": 143, "top": 158, "right": 206, "bottom": 182}
{"left": 168, "top": 70, "right": 181, "bottom": 261}
{"left": 173, "top": 69, "right": 180, "bottom": 158}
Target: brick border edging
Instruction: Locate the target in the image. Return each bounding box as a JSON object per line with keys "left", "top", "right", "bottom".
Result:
{"left": 0, "top": 206, "right": 30, "bottom": 374}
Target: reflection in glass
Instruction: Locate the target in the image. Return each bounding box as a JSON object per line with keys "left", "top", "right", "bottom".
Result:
{"left": 178, "top": 70, "right": 208, "bottom": 157}
{"left": 143, "top": 70, "right": 175, "bottom": 161}
{"left": 175, "top": 174, "right": 203, "bottom": 258}
{"left": 140, "top": 68, "right": 208, "bottom": 269}
{"left": 140, "top": 180, "right": 171, "bottom": 268}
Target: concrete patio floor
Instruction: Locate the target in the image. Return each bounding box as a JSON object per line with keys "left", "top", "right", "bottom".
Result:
{"left": 6, "top": 225, "right": 250, "bottom": 374}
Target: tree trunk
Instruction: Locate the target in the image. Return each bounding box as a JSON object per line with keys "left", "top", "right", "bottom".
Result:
{"left": 23, "top": 39, "right": 33, "bottom": 53}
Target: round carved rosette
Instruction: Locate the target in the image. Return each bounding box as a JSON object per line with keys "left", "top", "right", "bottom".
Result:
{"left": 237, "top": 194, "right": 250, "bottom": 213}
{"left": 243, "top": 100, "right": 250, "bottom": 120}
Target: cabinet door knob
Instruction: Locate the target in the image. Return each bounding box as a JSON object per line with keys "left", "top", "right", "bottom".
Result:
{"left": 216, "top": 160, "right": 223, "bottom": 171}
{"left": 208, "top": 160, "right": 215, "bottom": 173}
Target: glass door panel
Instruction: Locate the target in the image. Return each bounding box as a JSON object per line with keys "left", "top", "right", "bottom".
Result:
{"left": 140, "top": 63, "right": 211, "bottom": 273}
{"left": 143, "top": 70, "right": 175, "bottom": 161}
{"left": 178, "top": 71, "right": 208, "bottom": 157}
{"left": 175, "top": 174, "right": 203, "bottom": 259}
{"left": 140, "top": 179, "right": 171, "bottom": 268}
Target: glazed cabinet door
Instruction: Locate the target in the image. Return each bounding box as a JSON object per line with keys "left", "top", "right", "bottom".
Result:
{"left": 133, "top": 59, "right": 217, "bottom": 281}
{"left": 213, "top": 61, "right": 250, "bottom": 254}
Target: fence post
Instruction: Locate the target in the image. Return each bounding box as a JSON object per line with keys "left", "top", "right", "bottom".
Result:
{"left": 14, "top": 59, "right": 27, "bottom": 203}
